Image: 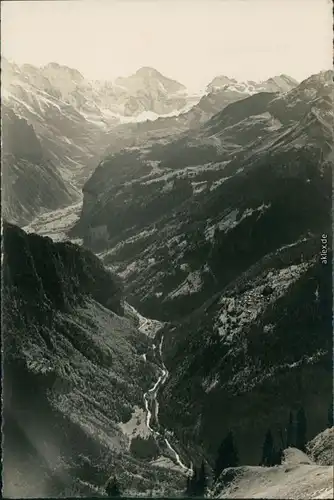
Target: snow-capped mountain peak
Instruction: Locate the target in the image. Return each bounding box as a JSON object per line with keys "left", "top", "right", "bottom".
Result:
{"left": 42, "top": 61, "right": 85, "bottom": 84}
{"left": 262, "top": 74, "right": 299, "bottom": 92}
{"left": 206, "top": 74, "right": 298, "bottom": 95}
{"left": 135, "top": 66, "right": 164, "bottom": 78}
{"left": 115, "top": 66, "right": 187, "bottom": 97}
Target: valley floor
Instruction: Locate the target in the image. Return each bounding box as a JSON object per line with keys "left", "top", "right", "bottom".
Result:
{"left": 23, "top": 198, "right": 83, "bottom": 243}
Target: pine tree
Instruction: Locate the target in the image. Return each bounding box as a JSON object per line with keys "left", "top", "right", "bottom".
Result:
{"left": 272, "top": 447, "right": 284, "bottom": 465}
{"left": 185, "top": 476, "right": 190, "bottom": 496}
{"left": 186, "top": 463, "right": 209, "bottom": 498}
{"left": 196, "top": 460, "right": 207, "bottom": 497}
{"left": 295, "top": 407, "right": 307, "bottom": 452}
{"left": 105, "top": 476, "right": 121, "bottom": 497}
{"left": 214, "top": 431, "right": 239, "bottom": 480}
{"left": 261, "top": 429, "right": 275, "bottom": 466}
{"left": 278, "top": 425, "right": 285, "bottom": 450}
{"left": 327, "top": 402, "right": 333, "bottom": 428}
{"left": 185, "top": 467, "right": 197, "bottom": 497}
{"left": 286, "top": 411, "right": 295, "bottom": 447}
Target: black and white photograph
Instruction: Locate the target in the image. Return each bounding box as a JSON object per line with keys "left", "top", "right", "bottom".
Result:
{"left": 1, "top": 0, "right": 333, "bottom": 498}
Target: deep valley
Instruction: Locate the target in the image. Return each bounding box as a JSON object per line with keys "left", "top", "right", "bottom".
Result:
{"left": 2, "top": 42, "right": 333, "bottom": 499}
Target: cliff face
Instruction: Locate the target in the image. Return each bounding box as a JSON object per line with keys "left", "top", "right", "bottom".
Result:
{"left": 2, "top": 223, "right": 183, "bottom": 497}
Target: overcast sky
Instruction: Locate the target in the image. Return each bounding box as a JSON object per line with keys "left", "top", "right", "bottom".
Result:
{"left": 1, "top": 0, "right": 332, "bottom": 92}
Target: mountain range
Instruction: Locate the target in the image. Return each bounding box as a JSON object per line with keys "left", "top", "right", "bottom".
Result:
{"left": 206, "top": 74, "right": 298, "bottom": 94}
{"left": 71, "top": 68, "right": 333, "bottom": 466}
{"left": 2, "top": 58, "right": 298, "bottom": 209}
{"left": 2, "top": 59, "right": 333, "bottom": 498}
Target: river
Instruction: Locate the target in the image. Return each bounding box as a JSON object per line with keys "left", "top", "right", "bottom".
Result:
{"left": 143, "top": 335, "right": 192, "bottom": 475}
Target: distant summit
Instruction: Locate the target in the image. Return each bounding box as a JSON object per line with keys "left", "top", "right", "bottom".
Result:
{"left": 2, "top": 59, "right": 193, "bottom": 144}
{"left": 116, "top": 66, "right": 187, "bottom": 96}
{"left": 42, "top": 61, "right": 85, "bottom": 83}
{"left": 264, "top": 74, "right": 299, "bottom": 92}
{"left": 207, "top": 74, "right": 298, "bottom": 94}
{"left": 135, "top": 66, "right": 165, "bottom": 78}
{"left": 206, "top": 75, "right": 238, "bottom": 91}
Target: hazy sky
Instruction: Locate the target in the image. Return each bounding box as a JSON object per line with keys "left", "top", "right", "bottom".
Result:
{"left": 1, "top": 0, "right": 332, "bottom": 92}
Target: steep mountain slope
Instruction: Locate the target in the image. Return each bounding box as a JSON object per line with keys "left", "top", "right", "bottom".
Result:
{"left": 2, "top": 106, "right": 78, "bottom": 225}
{"left": 267, "top": 70, "right": 333, "bottom": 125}
{"left": 70, "top": 70, "right": 332, "bottom": 471}
{"left": 72, "top": 90, "right": 281, "bottom": 251}
{"left": 2, "top": 59, "right": 113, "bottom": 186}
{"left": 2, "top": 223, "right": 185, "bottom": 497}
{"left": 149, "top": 75, "right": 332, "bottom": 467}
{"left": 158, "top": 239, "right": 332, "bottom": 465}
